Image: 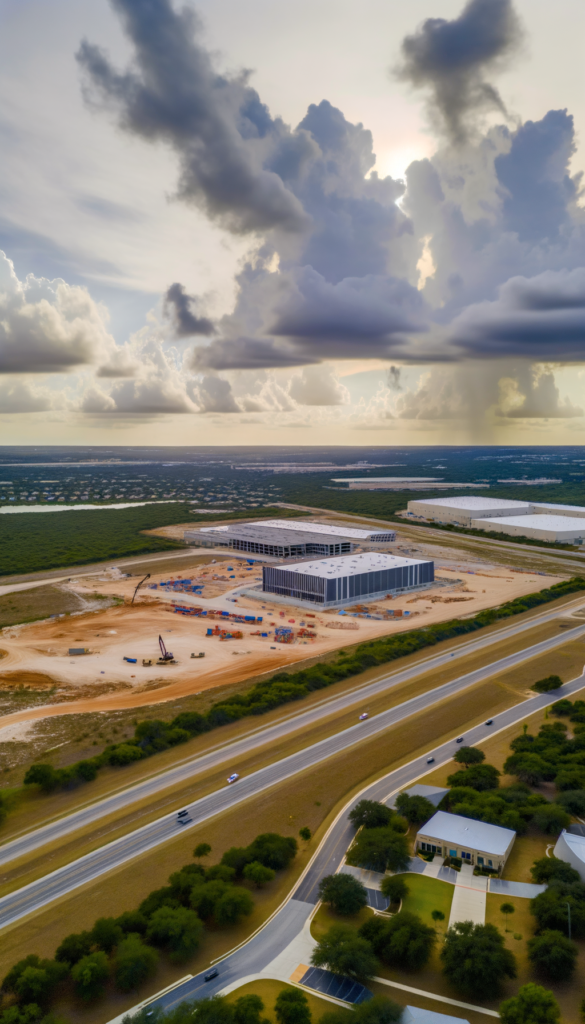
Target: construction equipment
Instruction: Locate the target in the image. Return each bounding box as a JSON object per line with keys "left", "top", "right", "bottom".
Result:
{"left": 131, "top": 574, "right": 151, "bottom": 604}
{"left": 157, "top": 635, "right": 177, "bottom": 665}
{"left": 191, "top": 652, "right": 205, "bottom": 658}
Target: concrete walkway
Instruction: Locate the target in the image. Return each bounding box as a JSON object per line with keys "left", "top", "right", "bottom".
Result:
{"left": 448, "top": 864, "right": 487, "bottom": 926}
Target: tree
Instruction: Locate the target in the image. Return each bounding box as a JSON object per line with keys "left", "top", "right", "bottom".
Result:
{"left": 347, "top": 827, "right": 410, "bottom": 873}
{"left": 233, "top": 994, "right": 267, "bottom": 1024}
{"left": 146, "top": 907, "right": 204, "bottom": 961}
{"left": 318, "top": 874, "right": 368, "bottom": 916}
{"left": 190, "top": 880, "right": 230, "bottom": 920}
{"left": 71, "top": 952, "right": 110, "bottom": 1001}
{"left": 440, "top": 921, "right": 516, "bottom": 999}
{"left": 194, "top": 843, "right": 212, "bottom": 860}
{"left": 14, "top": 963, "right": 67, "bottom": 1007}
{"left": 453, "top": 747, "right": 485, "bottom": 767}
{"left": 395, "top": 793, "right": 435, "bottom": 825}
{"left": 353, "top": 995, "right": 403, "bottom": 1024}
{"left": 311, "top": 925, "right": 379, "bottom": 981}
{"left": 360, "top": 912, "right": 436, "bottom": 970}
{"left": 23, "top": 765, "right": 60, "bottom": 793}
{"left": 214, "top": 887, "right": 255, "bottom": 925}
{"left": 91, "top": 917, "right": 123, "bottom": 954}
{"left": 349, "top": 800, "right": 392, "bottom": 830}
{"left": 557, "top": 789, "right": 585, "bottom": 816}
{"left": 54, "top": 932, "right": 93, "bottom": 965}
{"left": 503, "top": 754, "right": 552, "bottom": 787}
{"left": 243, "top": 862, "right": 276, "bottom": 888}
{"left": 194, "top": 996, "right": 237, "bottom": 1024}
{"left": 530, "top": 882, "right": 585, "bottom": 937}
{"left": 274, "top": 989, "right": 312, "bottom": 1024}
{"left": 531, "top": 857, "right": 580, "bottom": 885}
{"left": 138, "top": 886, "right": 180, "bottom": 918}
{"left": 555, "top": 767, "right": 585, "bottom": 791}
{"left": 499, "top": 984, "right": 560, "bottom": 1024}
{"left": 501, "top": 903, "right": 515, "bottom": 932}
{"left": 380, "top": 876, "right": 409, "bottom": 905}
{"left": 299, "top": 828, "right": 312, "bottom": 842}
{"left": 245, "top": 834, "right": 298, "bottom": 871}
{"left": 115, "top": 910, "right": 148, "bottom": 935}
{"left": 446, "top": 764, "right": 500, "bottom": 791}
{"left": 532, "top": 676, "right": 563, "bottom": 693}
{"left": 221, "top": 847, "right": 252, "bottom": 876}
{"left": 206, "top": 864, "right": 237, "bottom": 883}
{"left": 528, "top": 930, "right": 578, "bottom": 982}
{"left": 431, "top": 910, "right": 445, "bottom": 926}
{"left": 114, "top": 936, "right": 158, "bottom": 992}
{"left": 532, "top": 805, "right": 570, "bottom": 836}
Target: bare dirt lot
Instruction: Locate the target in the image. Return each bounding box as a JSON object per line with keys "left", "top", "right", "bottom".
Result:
{"left": 0, "top": 546, "right": 564, "bottom": 731}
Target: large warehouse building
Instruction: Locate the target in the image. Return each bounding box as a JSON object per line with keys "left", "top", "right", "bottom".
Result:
{"left": 471, "top": 514, "right": 585, "bottom": 544}
{"left": 262, "top": 551, "right": 434, "bottom": 607}
{"left": 184, "top": 518, "right": 395, "bottom": 558}
{"left": 406, "top": 496, "right": 533, "bottom": 526}
{"left": 406, "top": 494, "right": 585, "bottom": 543}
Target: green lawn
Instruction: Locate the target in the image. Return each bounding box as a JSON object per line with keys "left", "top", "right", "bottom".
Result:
{"left": 398, "top": 874, "right": 454, "bottom": 929}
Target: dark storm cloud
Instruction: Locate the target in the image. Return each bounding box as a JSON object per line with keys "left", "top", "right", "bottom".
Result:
{"left": 450, "top": 268, "right": 585, "bottom": 358}
{"left": 395, "top": 0, "right": 523, "bottom": 143}
{"left": 164, "top": 283, "right": 216, "bottom": 337}
{"left": 76, "top": 0, "right": 307, "bottom": 234}
{"left": 496, "top": 110, "right": 580, "bottom": 242}
{"left": 190, "top": 337, "right": 316, "bottom": 371}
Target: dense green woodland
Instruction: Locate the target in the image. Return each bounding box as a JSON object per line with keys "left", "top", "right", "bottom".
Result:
{"left": 0, "top": 505, "right": 301, "bottom": 578}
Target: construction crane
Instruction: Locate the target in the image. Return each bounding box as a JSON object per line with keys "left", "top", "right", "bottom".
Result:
{"left": 158, "top": 635, "right": 175, "bottom": 662}
{"left": 131, "top": 574, "right": 151, "bottom": 604}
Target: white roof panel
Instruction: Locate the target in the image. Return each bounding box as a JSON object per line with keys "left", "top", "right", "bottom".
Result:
{"left": 531, "top": 501, "right": 585, "bottom": 513}
{"left": 258, "top": 518, "right": 395, "bottom": 540}
{"left": 419, "top": 811, "right": 516, "bottom": 855}
{"left": 414, "top": 496, "right": 531, "bottom": 511}
{"left": 473, "top": 514, "right": 585, "bottom": 531}
{"left": 561, "top": 832, "right": 585, "bottom": 863}
{"left": 282, "top": 551, "right": 430, "bottom": 580}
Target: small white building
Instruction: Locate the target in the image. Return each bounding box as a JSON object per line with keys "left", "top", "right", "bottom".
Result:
{"left": 406, "top": 496, "right": 532, "bottom": 527}
{"left": 554, "top": 830, "right": 585, "bottom": 881}
{"left": 416, "top": 811, "right": 516, "bottom": 872}
{"left": 471, "top": 513, "right": 585, "bottom": 544}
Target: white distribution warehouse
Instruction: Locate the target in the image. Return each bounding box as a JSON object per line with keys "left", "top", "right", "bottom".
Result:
{"left": 262, "top": 551, "right": 434, "bottom": 608}
{"left": 184, "top": 518, "right": 395, "bottom": 557}
{"left": 471, "top": 514, "right": 585, "bottom": 544}
{"left": 406, "top": 496, "right": 533, "bottom": 526}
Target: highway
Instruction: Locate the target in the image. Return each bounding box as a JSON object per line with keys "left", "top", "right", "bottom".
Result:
{"left": 151, "top": 672, "right": 585, "bottom": 1015}
{"left": 1, "top": 599, "right": 584, "bottom": 870}
{"left": 2, "top": 620, "right": 585, "bottom": 930}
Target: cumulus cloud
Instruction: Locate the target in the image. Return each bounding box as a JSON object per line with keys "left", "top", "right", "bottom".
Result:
{"left": 0, "top": 250, "right": 117, "bottom": 374}
{"left": 190, "top": 375, "right": 240, "bottom": 413}
{"left": 81, "top": 377, "right": 196, "bottom": 415}
{"left": 395, "top": 0, "right": 523, "bottom": 144}
{"left": 190, "top": 337, "right": 314, "bottom": 371}
{"left": 288, "top": 365, "right": 350, "bottom": 406}
{"left": 498, "top": 368, "right": 583, "bottom": 418}
{"left": 0, "top": 378, "right": 56, "bottom": 413}
{"left": 164, "top": 283, "right": 216, "bottom": 337}
{"left": 449, "top": 268, "right": 585, "bottom": 359}
{"left": 76, "top": 0, "right": 307, "bottom": 234}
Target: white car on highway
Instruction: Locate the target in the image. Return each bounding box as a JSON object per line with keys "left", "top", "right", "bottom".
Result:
{"left": 227, "top": 773, "right": 240, "bottom": 784}
{"left": 359, "top": 713, "right": 369, "bottom": 721}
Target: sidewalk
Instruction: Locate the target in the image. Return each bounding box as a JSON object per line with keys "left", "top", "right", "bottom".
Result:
{"left": 448, "top": 864, "right": 487, "bottom": 926}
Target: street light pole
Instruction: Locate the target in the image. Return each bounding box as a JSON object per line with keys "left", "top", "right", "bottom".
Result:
{"left": 566, "top": 902, "right": 572, "bottom": 940}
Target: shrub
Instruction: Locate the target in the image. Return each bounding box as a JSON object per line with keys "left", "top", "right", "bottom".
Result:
{"left": 532, "top": 676, "right": 563, "bottom": 694}
{"left": 531, "top": 805, "right": 570, "bottom": 835}
{"left": 242, "top": 862, "right": 275, "bottom": 888}
{"left": 557, "top": 790, "right": 585, "bottom": 815}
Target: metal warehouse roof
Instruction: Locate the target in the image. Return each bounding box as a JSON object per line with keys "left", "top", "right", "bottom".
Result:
{"left": 403, "top": 1008, "right": 469, "bottom": 1024}
{"left": 473, "top": 514, "right": 585, "bottom": 532}
{"left": 414, "top": 496, "right": 531, "bottom": 511}
{"left": 531, "top": 501, "right": 585, "bottom": 514}
{"left": 258, "top": 518, "right": 395, "bottom": 540}
{"left": 419, "top": 811, "right": 516, "bottom": 855}
{"left": 560, "top": 831, "right": 585, "bottom": 863}
{"left": 281, "top": 552, "right": 431, "bottom": 579}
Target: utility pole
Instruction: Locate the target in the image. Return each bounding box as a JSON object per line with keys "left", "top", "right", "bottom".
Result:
{"left": 566, "top": 902, "right": 572, "bottom": 940}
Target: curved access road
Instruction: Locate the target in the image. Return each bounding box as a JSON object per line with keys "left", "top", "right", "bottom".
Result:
{"left": 1, "top": 603, "right": 584, "bottom": 871}
{"left": 1, "top": 627, "right": 585, "bottom": 931}
{"left": 150, "top": 671, "right": 585, "bottom": 1016}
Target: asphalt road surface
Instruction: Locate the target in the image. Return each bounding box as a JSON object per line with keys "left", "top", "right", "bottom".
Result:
{"left": 2, "top": 627, "right": 585, "bottom": 931}
{"left": 150, "top": 676, "right": 585, "bottom": 1015}
{"left": 2, "top": 597, "right": 583, "bottom": 871}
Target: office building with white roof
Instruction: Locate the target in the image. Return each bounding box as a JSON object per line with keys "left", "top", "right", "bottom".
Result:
{"left": 407, "top": 495, "right": 533, "bottom": 527}
{"left": 416, "top": 810, "right": 516, "bottom": 871}
{"left": 471, "top": 514, "right": 585, "bottom": 544}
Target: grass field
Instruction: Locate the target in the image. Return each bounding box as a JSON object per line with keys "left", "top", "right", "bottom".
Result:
{"left": 397, "top": 875, "right": 453, "bottom": 930}
{"left": 225, "top": 980, "right": 349, "bottom": 1021}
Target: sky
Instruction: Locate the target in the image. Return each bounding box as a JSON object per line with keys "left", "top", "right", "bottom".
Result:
{"left": 1, "top": 0, "right": 585, "bottom": 446}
